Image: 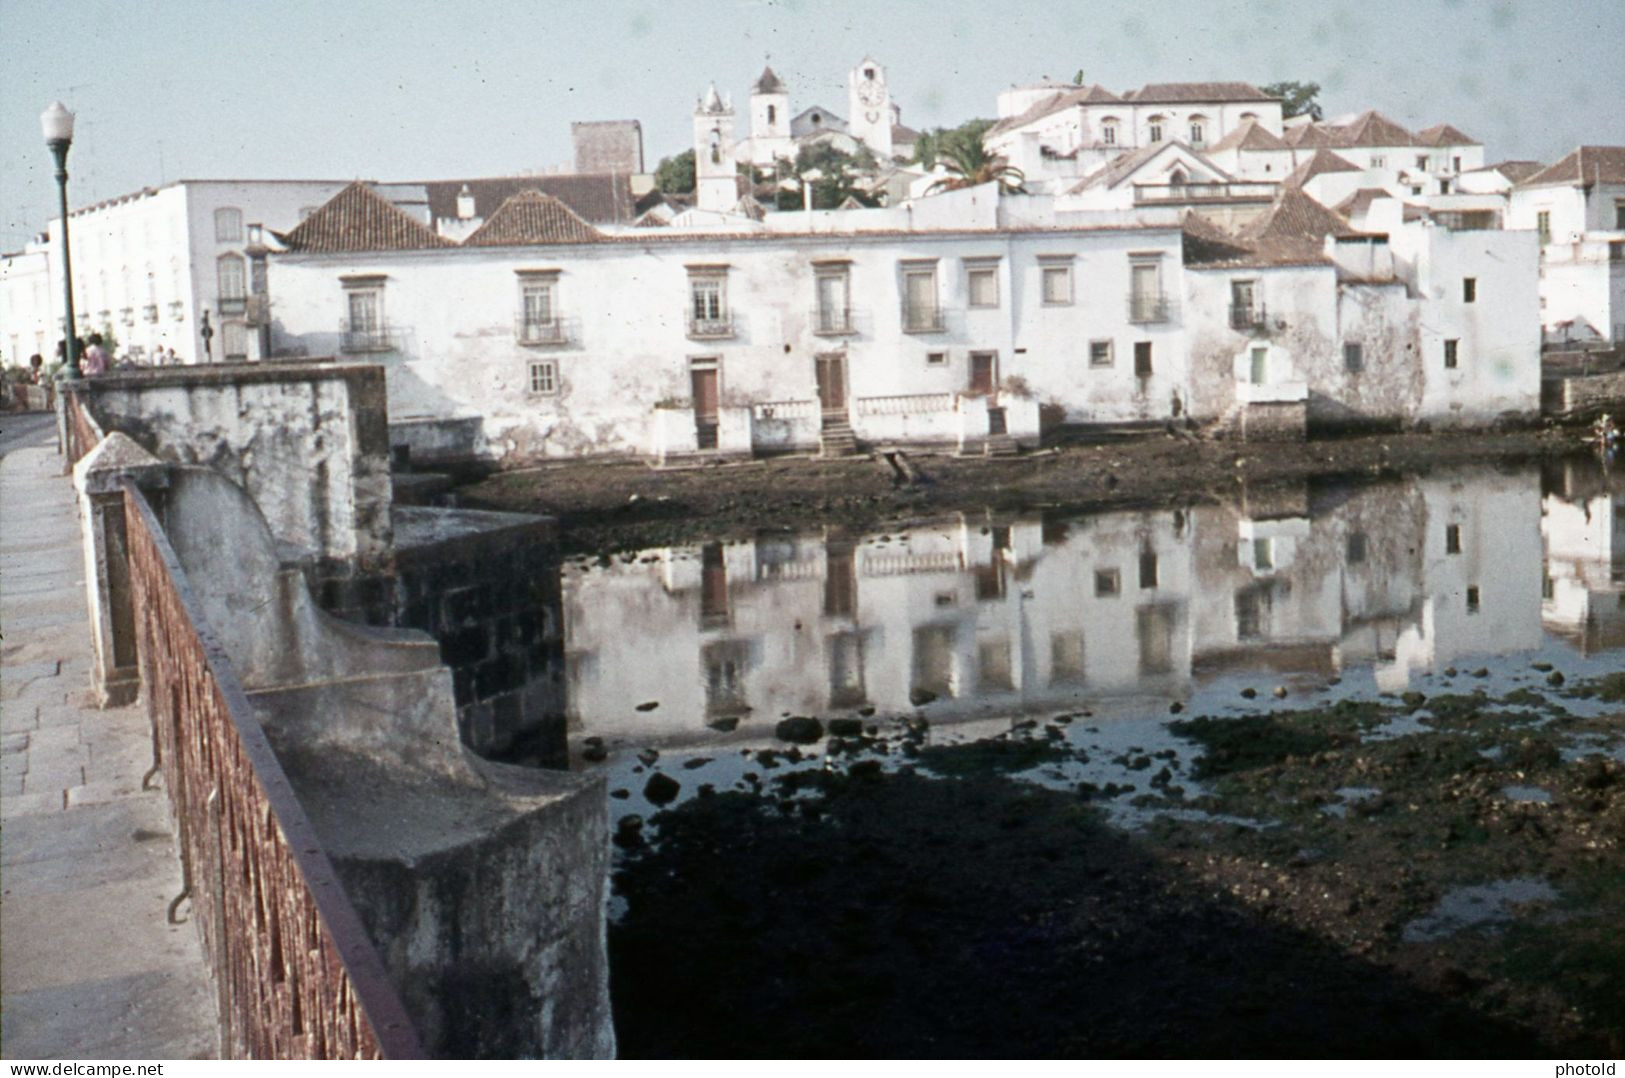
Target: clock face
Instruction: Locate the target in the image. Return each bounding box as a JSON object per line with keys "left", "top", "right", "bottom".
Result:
{"left": 865, "top": 110, "right": 880, "bottom": 124}
{"left": 856, "top": 78, "right": 884, "bottom": 107}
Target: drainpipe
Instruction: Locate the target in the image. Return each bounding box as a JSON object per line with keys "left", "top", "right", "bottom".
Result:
{"left": 803, "top": 180, "right": 813, "bottom": 229}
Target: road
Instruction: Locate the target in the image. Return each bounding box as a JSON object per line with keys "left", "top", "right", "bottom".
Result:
{"left": 0, "top": 412, "right": 57, "bottom": 459}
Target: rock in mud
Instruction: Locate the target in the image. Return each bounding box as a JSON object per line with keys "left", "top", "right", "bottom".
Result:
{"left": 1240, "top": 687, "right": 1258, "bottom": 699}
{"left": 909, "top": 688, "right": 939, "bottom": 706}
{"left": 829, "top": 717, "right": 865, "bottom": 737}
{"left": 1546, "top": 671, "right": 1566, "bottom": 687}
{"left": 613, "top": 815, "right": 646, "bottom": 849}
{"left": 644, "top": 772, "right": 681, "bottom": 806}
{"left": 682, "top": 757, "right": 712, "bottom": 770}
{"left": 776, "top": 717, "right": 825, "bottom": 744}
{"left": 637, "top": 748, "right": 660, "bottom": 767}
{"left": 707, "top": 716, "right": 740, "bottom": 732}
{"left": 636, "top": 700, "right": 660, "bottom": 712}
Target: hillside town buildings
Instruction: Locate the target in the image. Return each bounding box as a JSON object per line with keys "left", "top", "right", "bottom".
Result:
{"left": 5, "top": 60, "right": 1619, "bottom": 462}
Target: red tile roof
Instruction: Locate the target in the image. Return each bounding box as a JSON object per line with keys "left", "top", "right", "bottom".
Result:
{"left": 1518, "top": 146, "right": 1625, "bottom": 189}
{"left": 1127, "top": 82, "right": 1273, "bottom": 104}
{"left": 422, "top": 173, "right": 638, "bottom": 225}
{"left": 1184, "top": 186, "right": 1358, "bottom": 268}
{"left": 1485, "top": 160, "right": 1545, "bottom": 184}
{"left": 1327, "top": 110, "right": 1415, "bottom": 148}
{"left": 463, "top": 190, "right": 603, "bottom": 246}
{"left": 753, "top": 65, "right": 786, "bottom": 94}
{"left": 1285, "top": 148, "right": 1362, "bottom": 187}
{"left": 986, "top": 85, "right": 1120, "bottom": 138}
{"left": 1414, "top": 123, "right": 1479, "bottom": 147}
{"left": 1207, "top": 118, "right": 1289, "bottom": 153}
{"left": 279, "top": 182, "right": 453, "bottom": 252}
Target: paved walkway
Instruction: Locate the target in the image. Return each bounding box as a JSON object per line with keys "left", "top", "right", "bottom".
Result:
{"left": 1, "top": 429, "right": 217, "bottom": 1059}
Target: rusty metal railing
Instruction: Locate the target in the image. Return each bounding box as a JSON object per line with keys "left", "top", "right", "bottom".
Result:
{"left": 122, "top": 480, "right": 425, "bottom": 1059}
{"left": 63, "top": 386, "right": 104, "bottom": 467}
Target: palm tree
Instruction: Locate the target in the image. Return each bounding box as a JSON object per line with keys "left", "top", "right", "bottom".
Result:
{"left": 927, "top": 139, "right": 1026, "bottom": 194}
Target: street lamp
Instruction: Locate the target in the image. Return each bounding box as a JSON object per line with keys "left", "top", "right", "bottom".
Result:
{"left": 40, "top": 102, "right": 80, "bottom": 380}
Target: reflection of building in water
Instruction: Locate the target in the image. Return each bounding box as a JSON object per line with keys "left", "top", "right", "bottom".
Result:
{"left": 1541, "top": 460, "right": 1625, "bottom": 654}
{"left": 563, "top": 469, "right": 1554, "bottom": 747}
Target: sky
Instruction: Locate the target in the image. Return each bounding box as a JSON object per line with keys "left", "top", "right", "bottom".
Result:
{"left": 2, "top": 0, "right": 1622, "bottom": 249}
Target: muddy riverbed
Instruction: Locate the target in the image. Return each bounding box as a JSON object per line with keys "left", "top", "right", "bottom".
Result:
{"left": 453, "top": 430, "right": 1621, "bottom": 1058}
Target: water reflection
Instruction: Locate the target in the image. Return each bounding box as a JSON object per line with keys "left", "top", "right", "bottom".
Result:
{"left": 558, "top": 462, "right": 1621, "bottom": 754}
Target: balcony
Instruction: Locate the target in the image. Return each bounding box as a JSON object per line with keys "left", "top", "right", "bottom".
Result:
{"left": 901, "top": 304, "right": 946, "bottom": 334}
{"left": 170, "top": 301, "right": 186, "bottom": 322}
{"left": 687, "top": 313, "right": 736, "bottom": 340}
{"left": 1133, "top": 181, "right": 1277, "bottom": 205}
{"left": 1229, "top": 303, "right": 1267, "bottom": 332}
{"left": 219, "top": 294, "right": 247, "bottom": 315}
{"left": 143, "top": 304, "right": 160, "bottom": 324}
{"left": 244, "top": 296, "right": 270, "bottom": 327}
{"left": 120, "top": 307, "right": 135, "bottom": 327}
{"left": 515, "top": 317, "right": 570, "bottom": 346}
{"left": 339, "top": 323, "right": 397, "bottom": 353}
{"left": 811, "top": 306, "right": 858, "bottom": 336}
{"left": 1127, "top": 294, "right": 1172, "bottom": 324}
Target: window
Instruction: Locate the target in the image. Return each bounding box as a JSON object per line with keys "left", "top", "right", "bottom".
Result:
{"left": 687, "top": 269, "right": 732, "bottom": 338}
{"left": 926, "top": 351, "right": 947, "bottom": 366}
{"left": 1344, "top": 342, "right": 1364, "bottom": 373}
{"left": 1089, "top": 339, "right": 1114, "bottom": 368}
{"left": 1101, "top": 118, "right": 1118, "bottom": 145}
{"left": 767, "top": 104, "right": 776, "bottom": 124}
{"left": 1453, "top": 155, "right": 1462, "bottom": 172}
{"left": 978, "top": 639, "right": 1013, "bottom": 691}
{"left": 1189, "top": 120, "right": 1206, "bottom": 145}
{"left": 901, "top": 262, "right": 941, "bottom": 332}
{"left": 1249, "top": 346, "right": 1268, "bottom": 384}
{"left": 966, "top": 261, "right": 999, "bottom": 308}
{"left": 1040, "top": 260, "right": 1072, "bottom": 305}
{"left": 1148, "top": 116, "right": 1164, "bottom": 143}
{"left": 814, "top": 268, "right": 851, "bottom": 334}
{"left": 1346, "top": 531, "right": 1367, "bottom": 563}
{"left": 1050, "top": 631, "right": 1085, "bottom": 685}
{"left": 1466, "top": 585, "right": 1480, "bottom": 614}
{"left": 1230, "top": 279, "right": 1259, "bottom": 328}
{"left": 1616, "top": 201, "right": 1625, "bottom": 230}
{"left": 518, "top": 273, "right": 561, "bottom": 343}
{"left": 1416, "top": 155, "right": 1429, "bottom": 170}
{"left": 213, "top": 207, "right": 243, "bottom": 243}
{"left": 1444, "top": 338, "right": 1459, "bottom": 369}
{"left": 342, "top": 278, "right": 388, "bottom": 352}
{"left": 221, "top": 322, "right": 248, "bottom": 362}
{"left": 1446, "top": 523, "right": 1462, "bottom": 554}
{"left": 1139, "top": 550, "right": 1158, "bottom": 589}
{"left": 216, "top": 254, "right": 246, "bottom": 313}
{"left": 1134, "top": 341, "right": 1153, "bottom": 377}
{"left": 1253, "top": 537, "right": 1274, "bottom": 571}
{"left": 1129, "top": 258, "right": 1165, "bottom": 322}
{"left": 1094, "top": 569, "right": 1121, "bottom": 597}
{"left": 528, "top": 358, "right": 558, "bottom": 395}
{"left": 1371, "top": 154, "right": 1386, "bottom": 168}
{"left": 1536, "top": 211, "right": 1551, "bottom": 245}
{"left": 1463, "top": 277, "right": 1477, "bottom": 303}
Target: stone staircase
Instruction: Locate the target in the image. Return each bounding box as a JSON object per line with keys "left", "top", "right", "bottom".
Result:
{"left": 984, "top": 433, "right": 1020, "bottom": 457}
{"left": 819, "top": 419, "right": 860, "bottom": 458}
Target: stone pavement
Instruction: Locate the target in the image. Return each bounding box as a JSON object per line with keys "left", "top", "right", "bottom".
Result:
{"left": 1, "top": 437, "right": 218, "bottom": 1059}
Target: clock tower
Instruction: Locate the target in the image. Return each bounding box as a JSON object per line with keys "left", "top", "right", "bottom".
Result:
{"left": 847, "top": 56, "right": 894, "bottom": 160}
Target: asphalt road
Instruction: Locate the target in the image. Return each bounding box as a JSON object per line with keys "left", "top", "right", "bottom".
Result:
{"left": 0, "top": 412, "right": 57, "bottom": 458}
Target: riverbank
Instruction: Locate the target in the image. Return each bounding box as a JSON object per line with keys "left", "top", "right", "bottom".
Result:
{"left": 459, "top": 426, "right": 1587, "bottom": 556}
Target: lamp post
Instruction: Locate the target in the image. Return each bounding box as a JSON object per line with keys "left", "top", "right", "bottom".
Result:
{"left": 40, "top": 102, "right": 80, "bottom": 380}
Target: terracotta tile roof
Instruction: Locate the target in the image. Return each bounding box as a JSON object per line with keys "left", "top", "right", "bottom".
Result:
{"left": 892, "top": 123, "right": 921, "bottom": 142}
{"left": 985, "top": 84, "right": 1120, "bottom": 138}
{"left": 1207, "top": 118, "right": 1289, "bottom": 153}
{"left": 1127, "top": 82, "right": 1273, "bottom": 104}
{"left": 1485, "top": 160, "right": 1545, "bottom": 184}
{"left": 1285, "top": 148, "right": 1362, "bottom": 187}
{"left": 1183, "top": 186, "right": 1357, "bottom": 268}
{"left": 1327, "top": 110, "right": 1415, "bottom": 148}
{"left": 422, "top": 173, "right": 637, "bottom": 225}
{"left": 1334, "top": 187, "right": 1394, "bottom": 218}
{"left": 462, "top": 190, "right": 603, "bottom": 246}
{"left": 1414, "top": 123, "right": 1479, "bottom": 147}
{"left": 279, "top": 182, "right": 453, "bottom": 252}
{"left": 753, "top": 65, "right": 786, "bottom": 94}
{"left": 1282, "top": 123, "right": 1337, "bottom": 149}
{"left": 1067, "top": 141, "right": 1167, "bottom": 193}
{"left": 1518, "top": 146, "right": 1625, "bottom": 188}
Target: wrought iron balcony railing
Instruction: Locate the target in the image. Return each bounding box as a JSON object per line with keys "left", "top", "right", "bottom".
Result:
{"left": 339, "top": 323, "right": 397, "bottom": 353}
{"left": 901, "top": 304, "right": 946, "bottom": 334}
{"left": 687, "top": 313, "right": 736, "bottom": 340}
{"left": 1127, "top": 294, "right": 1172, "bottom": 324}
{"left": 515, "top": 317, "right": 570, "bottom": 345}
{"left": 1229, "top": 303, "right": 1267, "bottom": 331}
{"left": 811, "top": 306, "right": 857, "bottom": 336}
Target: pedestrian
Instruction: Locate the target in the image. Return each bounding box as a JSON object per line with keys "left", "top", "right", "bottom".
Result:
{"left": 28, "top": 354, "right": 44, "bottom": 384}
{"left": 81, "top": 333, "right": 108, "bottom": 376}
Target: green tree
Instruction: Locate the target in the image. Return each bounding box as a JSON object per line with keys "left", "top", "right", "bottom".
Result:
{"left": 654, "top": 149, "right": 696, "bottom": 195}
{"left": 912, "top": 118, "right": 994, "bottom": 170}
{"left": 1260, "top": 80, "right": 1323, "bottom": 122}
{"left": 773, "top": 143, "right": 879, "bottom": 210}
{"left": 927, "top": 136, "right": 1025, "bottom": 195}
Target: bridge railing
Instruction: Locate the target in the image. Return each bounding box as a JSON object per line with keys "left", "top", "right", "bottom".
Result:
{"left": 121, "top": 479, "right": 425, "bottom": 1060}
{"left": 62, "top": 385, "right": 105, "bottom": 467}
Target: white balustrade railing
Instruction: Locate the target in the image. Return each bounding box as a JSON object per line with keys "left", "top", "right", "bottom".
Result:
{"left": 855, "top": 392, "right": 957, "bottom": 417}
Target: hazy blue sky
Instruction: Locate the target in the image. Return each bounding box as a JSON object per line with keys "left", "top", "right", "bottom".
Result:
{"left": 2, "top": 0, "right": 1622, "bottom": 248}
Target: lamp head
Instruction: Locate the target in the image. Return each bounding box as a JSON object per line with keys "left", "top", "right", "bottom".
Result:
{"left": 40, "top": 101, "right": 75, "bottom": 146}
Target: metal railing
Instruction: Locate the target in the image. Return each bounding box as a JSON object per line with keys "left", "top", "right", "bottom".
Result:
{"left": 686, "top": 313, "right": 735, "bottom": 340}
{"left": 901, "top": 305, "right": 946, "bottom": 334}
{"left": 219, "top": 295, "right": 247, "bottom": 316}
{"left": 1229, "top": 303, "right": 1267, "bottom": 331}
{"left": 339, "top": 324, "right": 397, "bottom": 353}
{"left": 811, "top": 307, "right": 857, "bottom": 336}
{"left": 122, "top": 481, "right": 424, "bottom": 1060}
{"left": 1127, "top": 294, "right": 1172, "bottom": 324}
{"left": 515, "top": 317, "right": 570, "bottom": 346}
{"left": 1133, "top": 181, "right": 1276, "bottom": 204}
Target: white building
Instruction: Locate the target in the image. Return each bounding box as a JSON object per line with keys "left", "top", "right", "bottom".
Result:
{"left": 1506, "top": 146, "right": 1625, "bottom": 346}
{"left": 0, "top": 242, "right": 55, "bottom": 366}
{"left": 719, "top": 59, "right": 919, "bottom": 175}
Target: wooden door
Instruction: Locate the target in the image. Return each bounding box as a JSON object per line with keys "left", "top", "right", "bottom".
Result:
{"left": 969, "top": 351, "right": 997, "bottom": 396}
{"left": 691, "top": 367, "right": 719, "bottom": 421}
{"left": 815, "top": 354, "right": 847, "bottom": 417}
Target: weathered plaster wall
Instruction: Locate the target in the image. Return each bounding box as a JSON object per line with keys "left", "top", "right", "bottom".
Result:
{"left": 84, "top": 363, "right": 393, "bottom": 570}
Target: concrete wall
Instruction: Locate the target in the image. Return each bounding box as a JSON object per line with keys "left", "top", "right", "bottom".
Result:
{"left": 1545, "top": 369, "right": 1625, "bottom": 416}
{"left": 82, "top": 362, "right": 393, "bottom": 571}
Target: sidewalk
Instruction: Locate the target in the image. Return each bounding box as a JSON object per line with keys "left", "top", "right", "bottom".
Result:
{"left": 1, "top": 439, "right": 217, "bottom": 1059}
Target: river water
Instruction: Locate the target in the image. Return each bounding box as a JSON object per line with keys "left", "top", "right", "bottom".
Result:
{"left": 549, "top": 457, "right": 1622, "bottom": 823}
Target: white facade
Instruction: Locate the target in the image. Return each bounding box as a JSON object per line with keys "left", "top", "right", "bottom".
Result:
{"left": 0, "top": 244, "right": 55, "bottom": 367}
{"left": 1506, "top": 150, "right": 1625, "bottom": 344}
